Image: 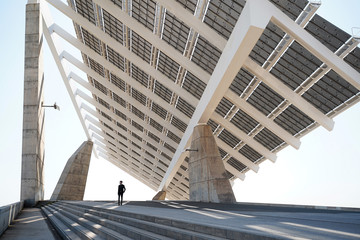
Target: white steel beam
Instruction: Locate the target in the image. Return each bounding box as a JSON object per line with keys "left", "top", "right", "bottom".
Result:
{"left": 69, "top": 72, "right": 183, "bottom": 137}
{"left": 92, "top": 0, "right": 210, "bottom": 84}
{"left": 41, "top": 2, "right": 90, "bottom": 140}
{"left": 83, "top": 106, "right": 168, "bottom": 163}
{"left": 51, "top": 24, "right": 189, "bottom": 136}
{"left": 154, "top": 0, "right": 226, "bottom": 51}
{"left": 76, "top": 89, "right": 179, "bottom": 157}
{"left": 216, "top": 139, "right": 259, "bottom": 172}
{"left": 225, "top": 90, "right": 301, "bottom": 149}
{"left": 50, "top": 23, "right": 190, "bottom": 123}
{"left": 80, "top": 100, "right": 175, "bottom": 159}
{"left": 263, "top": 0, "right": 360, "bottom": 91}
{"left": 224, "top": 164, "right": 245, "bottom": 181}
{"left": 86, "top": 115, "right": 170, "bottom": 176}
{"left": 92, "top": 131, "right": 167, "bottom": 177}
{"left": 60, "top": 49, "right": 191, "bottom": 123}
{"left": 243, "top": 58, "right": 334, "bottom": 131}
{"left": 158, "top": 0, "right": 270, "bottom": 191}
{"left": 212, "top": 113, "right": 277, "bottom": 162}
{"left": 240, "top": 1, "right": 319, "bottom": 99}
{"left": 228, "top": 38, "right": 358, "bottom": 155}
{"left": 45, "top": 0, "right": 198, "bottom": 104}
{"left": 295, "top": 37, "right": 360, "bottom": 96}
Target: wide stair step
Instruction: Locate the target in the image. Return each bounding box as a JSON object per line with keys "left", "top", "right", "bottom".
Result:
{"left": 42, "top": 201, "right": 277, "bottom": 240}
{"left": 46, "top": 203, "right": 171, "bottom": 240}
{"left": 42, "top": 205, "right": 100, "bottom": 240}
{"left": 58, "top": 201, "right": 226, "bottom": 240}
{"left": 42, "top": 201, "right": 274, "bottom": 240}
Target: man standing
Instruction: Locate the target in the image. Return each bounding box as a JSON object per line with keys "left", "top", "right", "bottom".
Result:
{"left": 118, "top": 180, "right": 126, "bottom": 205}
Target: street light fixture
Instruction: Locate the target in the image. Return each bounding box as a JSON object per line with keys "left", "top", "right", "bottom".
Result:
{"left": 41, "top": 102, "right": 60, "bottom": 111}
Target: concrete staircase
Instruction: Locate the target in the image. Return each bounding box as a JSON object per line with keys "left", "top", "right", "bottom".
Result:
{"left": 41, "top": 201, "right": 257, "bottom": 240}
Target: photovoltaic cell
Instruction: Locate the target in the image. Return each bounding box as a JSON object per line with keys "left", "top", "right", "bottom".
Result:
{"left": 274, "top": 105, "right": 314, "bottom": 136}
{"left": 247, "top": 82, "right": 284, "bottom": 116}
{"left": 70, "top": 0, "right": 360, "bottom": 198}
{"left": 162, "top": 11, "right": 190, "bottom": 54}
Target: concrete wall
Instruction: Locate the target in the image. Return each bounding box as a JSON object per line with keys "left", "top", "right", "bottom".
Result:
{"left": 21, "top": 2, "right": 45, "bottom": 207}
{"left": 0, "top": 202, "right": 24, "bottom": 237}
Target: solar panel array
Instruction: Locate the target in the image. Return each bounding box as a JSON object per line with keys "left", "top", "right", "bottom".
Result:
{"left": 62, "top": 0, "right": 360, "bottom": 200}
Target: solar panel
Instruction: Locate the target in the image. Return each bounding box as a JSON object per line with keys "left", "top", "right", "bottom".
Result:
{"left": 46, "top": 0, "right": 360, "bottom": 200}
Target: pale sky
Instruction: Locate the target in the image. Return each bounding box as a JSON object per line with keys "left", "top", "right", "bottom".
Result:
{"left": 0, "top": 0, "right": 359, "bottom": 207}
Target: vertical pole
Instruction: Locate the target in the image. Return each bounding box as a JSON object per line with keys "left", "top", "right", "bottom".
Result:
{"left": 21, "top": 0, "right": 45, "bottom": 207}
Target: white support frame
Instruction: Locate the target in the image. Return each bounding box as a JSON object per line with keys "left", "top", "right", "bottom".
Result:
{"left": 41, "top": 1, "right": 90, "bottom": 140}
{"left": 216, "top": 139, "right": 260, "bottom": 172}
{"left": 39, "top": 0, "right": 360, "bottom": 199}
{"left": 155, "top": 0, "right": 226, "bottom": 50}
{"left": 50, "top": 23, "right": 191, "bottom": 126}
{"left": 92, "top": 0, "right": 211, "bottom": 84}
{"left": 79, "top": 99, "right": 175, "bottom": 159}
{"left": 77, "top": 91, "right": 175, "bottom": 156}
{"left": 212, "top": 113, "right": 277, "bottom": 162}
{"left": 243, "top": 58, "right": 334, "bottom": 131}
{"left": 267, "top": 0, "right": 360, "bottom": 91}
{"left": 59, "top": 45, "right": 191, "bottom": 123}
{"left": 86, "top": 115, "right": 171, "bottom": 180}
{"left": 159, "top": 0, "right": 360, "bottom": 191}
{"left": 158, "top": 0, "right": 270, "bottom": 191}
{"left": 69, "top": 71, "right": 183, "bottom": 137}
{"left": 225, "top": 91, "right": 301, "bottom": 149}
{"left": 91, "top": 130, "right": 168, "bottom": 179}
{"left": 45, "top": 0, "right": 199, "bottom": 104}
{"left": 76, "top": 88, "right": 179, "bottom": 155}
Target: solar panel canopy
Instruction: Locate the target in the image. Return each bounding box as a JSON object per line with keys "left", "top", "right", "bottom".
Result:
{"left": 42, "top": 0, "right": 360, "bottom": 200}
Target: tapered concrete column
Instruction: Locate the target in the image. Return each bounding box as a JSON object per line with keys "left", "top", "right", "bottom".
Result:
{"left": 189, "top": 124, "right": 236, "bottom": 203}
{"left": 152, "top": 191, "right": 166, "bottom": 200}
{"left": 51, "top": 141, "right": 93, "bottom": 201}
{"left": 21, "top": 1, "right": 45, "bottom": 207}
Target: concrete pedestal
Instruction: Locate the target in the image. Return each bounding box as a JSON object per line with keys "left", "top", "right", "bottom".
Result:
{"left": 50, "top": 141, "right": 93, "bottom": 201}
{"left": 189, "top": 124, "right": 236, "bottom": 203}
{"left": 152, "top": 191, "right": 166, "bottom": 200}
{"left": 21, "top": 2, "right": 45, "bottom": 207}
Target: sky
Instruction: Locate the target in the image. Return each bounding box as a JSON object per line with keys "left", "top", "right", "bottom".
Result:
{"left": 0, "top": 0, "right": 359, "bottom": 208}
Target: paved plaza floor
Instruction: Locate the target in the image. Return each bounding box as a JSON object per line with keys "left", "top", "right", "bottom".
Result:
{"left": 0, "top": 208, "right": 58, "bottom": 240}
{"left": 86, "top": 200, "right": 360, "bottom": 239}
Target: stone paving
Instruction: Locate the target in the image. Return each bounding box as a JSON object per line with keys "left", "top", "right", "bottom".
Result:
{"left": 81, "top": 200, "right": 360, "bottom": 240}
{"left": 0, "top": 208, "right": 58, "bottom": 240}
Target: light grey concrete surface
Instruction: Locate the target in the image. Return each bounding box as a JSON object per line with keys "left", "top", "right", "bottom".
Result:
{"left": 189, "top": 125, "right": 236, "bottom": 203}
{"left": 0, "top": 208, "right": 57, "bottom": 240}
{"left": 51, "top": 141, "right": 93, "bottom": 201}
{"left": 2, "top": 201, "right": 360, "bottom": 239}
{"left": 74, "top": 201, "right": 360, "bottom": 240}
{"left": 21, "top": 2, "right": 45, "bottom": 207}
{"left": 152, "top": 190, "right": 166, "bottom": 200}
{"left": 0, "top": 202, "right": 23, "bottom": 237}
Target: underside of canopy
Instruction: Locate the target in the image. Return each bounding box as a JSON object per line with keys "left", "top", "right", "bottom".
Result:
{"left": 40, "top": 0, "right": 360, "bottom": 200}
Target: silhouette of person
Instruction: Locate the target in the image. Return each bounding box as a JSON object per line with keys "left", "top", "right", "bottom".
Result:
{"left": 118, "top": 180, "right": 126, "bottom": 205}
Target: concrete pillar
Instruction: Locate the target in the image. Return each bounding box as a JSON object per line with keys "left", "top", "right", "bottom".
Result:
{"left": 51, "top": 141, "right": 93, "bottom": 201}
{"left": 189, "top": 124, "right": 236, "bottom": 203}
{"left": 152, "top": 191, "right": 166, "bottom": 200}
{"left": 21, "top": 2, "right": 45, "bottom": 207}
